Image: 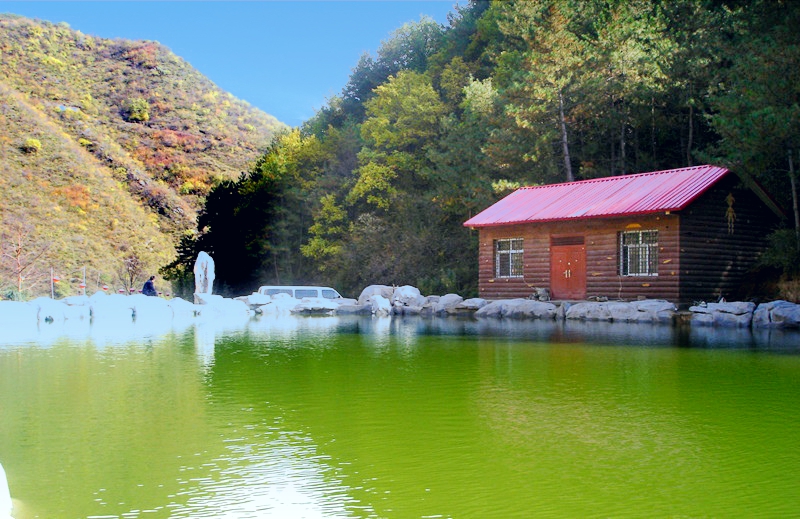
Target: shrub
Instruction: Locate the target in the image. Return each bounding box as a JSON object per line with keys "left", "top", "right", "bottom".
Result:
{"left": 122, "top": 97, "right": 150, "bottom": 123}
{"left": 21, "top": 138, "right": 42, "bottom": 153}
{"left": 759, "top": 228, "right": 800, "bottom": 275}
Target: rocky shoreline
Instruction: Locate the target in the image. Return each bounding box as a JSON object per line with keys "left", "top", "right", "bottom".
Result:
{"left": 1, "top": 283, "right": 798, "bottom": 333}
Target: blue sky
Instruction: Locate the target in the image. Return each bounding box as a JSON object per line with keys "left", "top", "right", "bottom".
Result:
{"left": 1, "top": 1, "right": 463, "bottom": 126}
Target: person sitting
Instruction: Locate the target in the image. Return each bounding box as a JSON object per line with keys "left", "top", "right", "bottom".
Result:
{"left": 142, "top": 276, "right": 158, "bottom": 296}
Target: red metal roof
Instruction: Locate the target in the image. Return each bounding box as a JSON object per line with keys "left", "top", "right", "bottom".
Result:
{"left": 463, "top": 165, "right": 731, "bottom": 228}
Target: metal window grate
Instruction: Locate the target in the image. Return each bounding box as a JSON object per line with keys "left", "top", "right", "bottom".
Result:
{"left": 619, "top": 230, "right": 658, "bottom": 276}
{"left": 495, "top": 238, "right": 524, "bottom": 278}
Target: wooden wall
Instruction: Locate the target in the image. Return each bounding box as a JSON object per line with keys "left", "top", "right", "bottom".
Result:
{"left": 476, "top": 214, "right": 681, "bottom": 301}
{"left": 678, "top": 175, "right": 782, "bottom": 304}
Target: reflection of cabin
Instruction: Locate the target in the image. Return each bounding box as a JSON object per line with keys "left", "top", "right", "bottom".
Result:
{"left": 463, "top": 165, "right": 784, "bottom": 305}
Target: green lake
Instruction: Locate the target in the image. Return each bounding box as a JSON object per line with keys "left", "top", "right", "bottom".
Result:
{"left": 1, "top": 315, "right": 799, "bottom": 518}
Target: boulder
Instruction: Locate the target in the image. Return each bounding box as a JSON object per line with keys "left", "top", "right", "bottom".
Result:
{"left": 291, "top": 297, "right": 338, "bottom": 315}
{"left": 631, "top": 299, "right": 677, "bottom": 324}
{"left": 193, "top": 293, "right": 252, "bottom": 319}
{"left": 369, "top": 295, "right": 392, "bottom": 317}
{"left": 753, "top": 300, "right": 800, "bottom": 328}
{"left": 358, "top": 285, "right": 395, "bottom": 306}
{"left": 456, "top": 298, "right": 488, "bottom": 311}
{"left": 432, "top": 294, "right": 464, "bottom": 315}
{"left": 689, "top": 301, "right": 756, "bottom": 327}
{"left": 504, "top": 300, "right": 558, "bottom": 319}
{"left": 334, "top": 304, "right": 373, "bottom": 315}
{"left": 565, "top": 302, "right": 613, "bottom": 321}
{"left": 564, "top": 300, "right": 677, "bottom": 323}
{"left": 258, "top": 293, "right": 301, "bottom": 315}
{"left": 475, "top": 299, "right": 557, "bottom": 319}
{"left": 398, "top": 305, "right": 423, "bottom": 316}
{"left": 237, "top": 292, "right": 273, "bottom": 307}
{"left": 391, "top": 285, "right": 425, "bottom": 307}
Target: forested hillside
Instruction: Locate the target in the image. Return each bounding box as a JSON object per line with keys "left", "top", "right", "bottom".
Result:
{"left": 0, "top": 14, "right": 284, "bottom": 298}
{"left": 168, "top": 0, "right": 799, "bottom": 299}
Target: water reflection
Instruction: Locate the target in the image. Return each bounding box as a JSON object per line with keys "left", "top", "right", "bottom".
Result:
{"left": 3, "top": 312, "right": 798, "bottom": 352}
{"left": 1, "top": 313, "right": 799, "bottom": 518}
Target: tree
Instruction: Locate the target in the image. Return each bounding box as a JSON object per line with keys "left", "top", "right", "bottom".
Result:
{"left": 427, "top": 77, "right": 502, "bottom": 219}
{"left": 0, "top": 217, "right": 50, "bottom": 300}
{"left": 493, "top": 0, "right": 592, "bottom": 182}
{"left": 350, "top": 70, "right": 446, "bottom": 209}
{"left": 341, "top": 18, "right": 445, "bottom": 119}
{"left": 300, "top": 194, "right": 347, "bottom": 271}
{"left": 708, "top": 0, "right": 800, "bottom": 264}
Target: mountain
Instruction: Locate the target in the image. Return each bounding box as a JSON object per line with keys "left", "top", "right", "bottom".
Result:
{"left": 0, "top": 14, "right": 285, "bottom": 298}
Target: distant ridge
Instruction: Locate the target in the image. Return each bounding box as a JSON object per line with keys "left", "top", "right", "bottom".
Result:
{"left": 0, "top": 14, "right": 286, "bottom": 298}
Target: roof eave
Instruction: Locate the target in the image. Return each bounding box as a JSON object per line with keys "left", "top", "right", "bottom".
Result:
{"left": 463, "top": 209, "right": 679, "bottom": 228}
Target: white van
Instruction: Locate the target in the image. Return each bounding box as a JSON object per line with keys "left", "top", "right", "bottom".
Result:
{"left": 257, "top": 285, "right": 343, "bottom": 299}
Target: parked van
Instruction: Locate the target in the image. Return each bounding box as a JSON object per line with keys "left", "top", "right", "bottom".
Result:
{"left": 257, "top": 285, "right": 343, "bottom": 299}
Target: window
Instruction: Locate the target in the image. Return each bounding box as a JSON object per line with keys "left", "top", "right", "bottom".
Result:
{"left": 619, "top": 230, "right": 658, "bottom": 276}
{"left": 266, "top": 289, "right": 293, "bottom": 296}
{"left": 495, "top": 238, "right": 524, "bottom": 278}
{"left": 295, "top": 289, "right": 318, "bottom": 298}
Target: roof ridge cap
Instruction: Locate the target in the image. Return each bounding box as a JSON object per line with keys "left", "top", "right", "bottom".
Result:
{"left": 517, "top": 164, "right": 726, "bottom": 190}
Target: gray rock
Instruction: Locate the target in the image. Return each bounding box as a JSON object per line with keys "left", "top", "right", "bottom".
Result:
{"left": 564, "top": 300, "right": 677, "bottom": 323}
{"left": 369, "top": 295, "right": 392, "bottom": 316}
{"left": 291, "top": 297, "right": 338, "bottom": 315}
{"left": 457, "top": 298, "right": 488, "bottom": 311}
{"left": 689, "top": 301, "right": 755, "bottom": 327}
{"left": 753, "top": 300, "right": 800, "bottom": 328}
{"left": 358, "top": 285, "right": 395, "bottom": 306}
{"left": 474, "top": 299, "right": 558, "bottom": 320}
{"left": 565, "top": 302, "right": 613, "bottom": 321}
{"left": 433, "top": 294, "right": 464, "bottom": 315}
{"left": 631, "top": 299, "right": 677, "bottom": 324}
{"left": 335, "top": 304, "right": 373, "bottom": 315}
{"left": 505, "top": 300, "right": 558, "bottom": 319}
{"left": 392, "top": 285, "right": 424, "bottom": 307}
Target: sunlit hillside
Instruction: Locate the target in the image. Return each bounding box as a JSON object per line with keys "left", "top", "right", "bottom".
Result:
{"left": 0, "top": 14, "right": 285, "bottom": 298}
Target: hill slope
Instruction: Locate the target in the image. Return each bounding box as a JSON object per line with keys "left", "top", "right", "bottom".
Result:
{"left": 0, "top": 14, "right": 285, "bottom": 298}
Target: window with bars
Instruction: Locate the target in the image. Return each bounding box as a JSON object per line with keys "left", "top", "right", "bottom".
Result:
{"left": 619, "top": 230, "right": 658, "bottom": 276}
{"left": 495, "top": 238, "right": 524, "bottom": 278}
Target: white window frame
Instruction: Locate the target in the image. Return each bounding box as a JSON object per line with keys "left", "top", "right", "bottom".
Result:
{"left": 619, "top": 230, "right": 658, "bottom": 277}
{"left": 495, "top": 238, "right": 524, "bottom": 278}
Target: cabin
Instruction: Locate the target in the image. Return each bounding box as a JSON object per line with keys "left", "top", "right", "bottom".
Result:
{"left": 463, "top": 165, "right": 785, "bottom": 306}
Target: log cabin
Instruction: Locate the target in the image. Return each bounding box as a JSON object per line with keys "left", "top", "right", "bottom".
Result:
{"left": 463, "top": 165, "right": 785, "bottom": 306}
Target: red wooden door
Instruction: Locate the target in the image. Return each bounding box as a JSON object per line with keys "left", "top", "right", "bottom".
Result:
{"left": 550, "top": 244, "right": 586, "bottom": 299}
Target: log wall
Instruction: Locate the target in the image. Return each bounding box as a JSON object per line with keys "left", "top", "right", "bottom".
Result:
{"left": 678, "top": 175, "right": 781, "bottom": 304}
{"left": 476, "top": 214, "right": 681, "bottom": 301}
